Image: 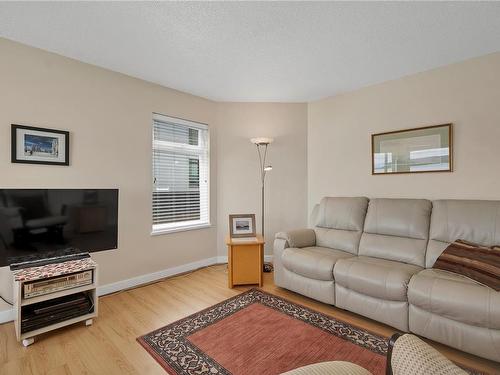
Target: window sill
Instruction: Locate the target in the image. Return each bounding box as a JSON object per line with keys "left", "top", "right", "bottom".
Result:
{"left": 151, "top": 223, "right": 212, "bottom": 236}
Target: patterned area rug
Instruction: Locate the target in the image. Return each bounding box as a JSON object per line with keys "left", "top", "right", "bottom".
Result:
{"left": 138, "top": 289, "right": 388, "bottom": 375}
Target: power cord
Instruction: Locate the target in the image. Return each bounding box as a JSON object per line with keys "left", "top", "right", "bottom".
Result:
{"left": 0, "top": 294, "right": 13, "bottom": 306}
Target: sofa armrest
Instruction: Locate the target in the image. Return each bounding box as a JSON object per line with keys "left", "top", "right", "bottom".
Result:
{"left": 274, "top": 229, "right": 316, "bottom": 287}
{"left": 275, "top": 229, "right": 316, "bottom": 249}
{"left": 386, "top": 333, "right": 466, "bottom": 375}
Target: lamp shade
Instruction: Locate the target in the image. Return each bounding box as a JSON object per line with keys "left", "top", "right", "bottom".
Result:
{"left": 250, "top": 137, "right": 274, "bottom": 145}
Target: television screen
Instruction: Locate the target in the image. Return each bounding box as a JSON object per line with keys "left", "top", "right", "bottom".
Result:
{"left": 0, "top": 189, "right": 118, "bottom": 267}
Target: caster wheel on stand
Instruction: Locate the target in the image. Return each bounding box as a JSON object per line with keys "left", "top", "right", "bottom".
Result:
{"left": 22, "top": 337, "right": 34, "bottom": 347}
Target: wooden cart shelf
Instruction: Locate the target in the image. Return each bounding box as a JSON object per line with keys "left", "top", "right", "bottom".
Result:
{"left": 13, "top": 258, "right": 98, "bottom": 347}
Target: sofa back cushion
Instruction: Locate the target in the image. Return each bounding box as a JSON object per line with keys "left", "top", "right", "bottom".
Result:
{"left": 426, "top": 200, "right": 500, "bottom": 268}
{"left": 312, "top": 197, "right": 369, "bottom": 254}
{"left": 359, "top": 198, "right": 432, "bottom": 266}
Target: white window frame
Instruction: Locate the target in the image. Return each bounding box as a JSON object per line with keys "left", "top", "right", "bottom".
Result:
{"left": 151, "top": 113, "right": 211, "bottom": 235}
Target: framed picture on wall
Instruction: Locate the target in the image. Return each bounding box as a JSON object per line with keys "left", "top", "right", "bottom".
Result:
{"left": 229, "top": 214, "right": 256, "bottom": 238}
{"left": 11, "top": 124, "right": 70, "bottom": 166}
{"left": 371, "top": 123, "right": 452, "bottom": 175}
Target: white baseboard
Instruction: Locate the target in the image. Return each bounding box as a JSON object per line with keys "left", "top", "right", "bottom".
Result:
{"left": 97, "top": 256, "right": 220, "bottom": 296}
{"left": 0, "top": 307, "right": 15, "bottom": 323}
{"left": 0, "top": 256, "right": 223, "bottom": 324}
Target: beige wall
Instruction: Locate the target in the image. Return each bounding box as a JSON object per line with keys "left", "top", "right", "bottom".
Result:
{"left": 0, "top": 38, "right": 220, "bottom": 310}
{"left": 215, "top": 103, "right": 308, "bottom": 256}
{"left": 3, "top": 35, "right": 499, "bottom": 315}
{"left": 0, "top": 38, "right": 309, "bottom": 314}
{"left": 308, "top": 52, "right": 500, "bottom": 213}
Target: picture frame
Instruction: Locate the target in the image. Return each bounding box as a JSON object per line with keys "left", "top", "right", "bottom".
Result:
{"left": 11, "top": 124, "right": 70, "bottom": 166}
{"left": 229, "top": 214, "right": 256, "bottom": 238}
{"left": 371, "top": 123, "right": 452, "bottom": 175}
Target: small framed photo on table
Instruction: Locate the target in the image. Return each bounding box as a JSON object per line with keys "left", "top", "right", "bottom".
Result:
{"left": 229, "top": 214, "right": 256, "bottom": 238}
{"left": 11, "top": 124, "right": 70, "bottom": 166}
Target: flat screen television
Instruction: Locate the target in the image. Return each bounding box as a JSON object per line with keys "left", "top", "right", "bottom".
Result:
{"left": 0, "top": 189, "right": 118, "bottom": 267}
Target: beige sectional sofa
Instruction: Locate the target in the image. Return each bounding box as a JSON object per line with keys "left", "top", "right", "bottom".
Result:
{"left": 274, "top": 197, "right": 500, "bottom": 362}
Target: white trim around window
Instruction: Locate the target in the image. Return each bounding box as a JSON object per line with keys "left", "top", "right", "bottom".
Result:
{"left": 151, "top": 113, "right": 210, "bottom": 235}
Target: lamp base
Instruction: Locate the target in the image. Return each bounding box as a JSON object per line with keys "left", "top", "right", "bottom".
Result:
{"left": 263, "top": 263, "right": 274, "bottom": 273}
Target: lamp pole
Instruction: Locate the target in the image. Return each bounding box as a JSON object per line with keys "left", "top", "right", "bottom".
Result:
{"left": 251, "top": 138, "right": 273, "bottom": 238}
{"left": 256, "top": 143, "right": 267, "bottom": 237}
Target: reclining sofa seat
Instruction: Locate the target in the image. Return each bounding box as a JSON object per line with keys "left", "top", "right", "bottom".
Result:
{"left": 408, "top": 200, "right": 500, "bottom": 362}
{"left": 274, "top": 197, "right": 369, "bottom": 304}
{"left": 274, "top": 197, "right": 500, "bottom": 362}
{"left": 334, "top": 198, "right": 432, "bottom": 331}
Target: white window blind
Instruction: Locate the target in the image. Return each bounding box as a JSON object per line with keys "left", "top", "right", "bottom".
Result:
{"left": 152, "top": 114, "right": 210, "bottom": 233}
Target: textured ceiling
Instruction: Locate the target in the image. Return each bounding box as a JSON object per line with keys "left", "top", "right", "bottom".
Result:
{"left": 1, "top": 2, "right": 500, "bottom": 102}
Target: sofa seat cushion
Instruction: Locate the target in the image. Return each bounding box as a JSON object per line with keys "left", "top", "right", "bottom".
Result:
{"left": 282, "top": 247, "right": 354, "bottom": 281}
{"left": 408, "top": 269, "right": 500, "bottom": 329}
{"left": 334, "top": 256, "right": 423, "bottom": 301}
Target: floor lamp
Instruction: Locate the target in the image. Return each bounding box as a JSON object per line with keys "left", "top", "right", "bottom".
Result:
{"left": 250, "top": 137, "right": 274, "bottom": 238}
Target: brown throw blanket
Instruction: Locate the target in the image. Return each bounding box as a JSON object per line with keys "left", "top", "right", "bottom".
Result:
{"left": 434, "top": 240, "right": 500, "bottom": 291}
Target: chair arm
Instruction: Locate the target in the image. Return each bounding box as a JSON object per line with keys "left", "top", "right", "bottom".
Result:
{"left": 386, "top": 333, "right": 466, "bottom": 375}
{"left": 385, "top": 333, "right": 401, "bottom": 375}
{"left": 275, "top": 229, "right": 316, "bottom": 249}
{"left": 281, "top": 361, "right": 372, "bottom": 375}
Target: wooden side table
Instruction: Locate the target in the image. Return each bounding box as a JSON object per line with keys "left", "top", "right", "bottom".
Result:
{"left": 226, "top": 235, "right": 264, "bottom": 288}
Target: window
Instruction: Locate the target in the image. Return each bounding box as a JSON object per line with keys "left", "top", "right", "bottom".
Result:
{"left": 152, "top": 114, "right": 209, "bottom": 233}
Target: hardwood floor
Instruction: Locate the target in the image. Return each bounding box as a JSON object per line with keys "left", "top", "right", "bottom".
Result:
{"left": 0, "top": 264, "right": 499, "bottom": 375}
